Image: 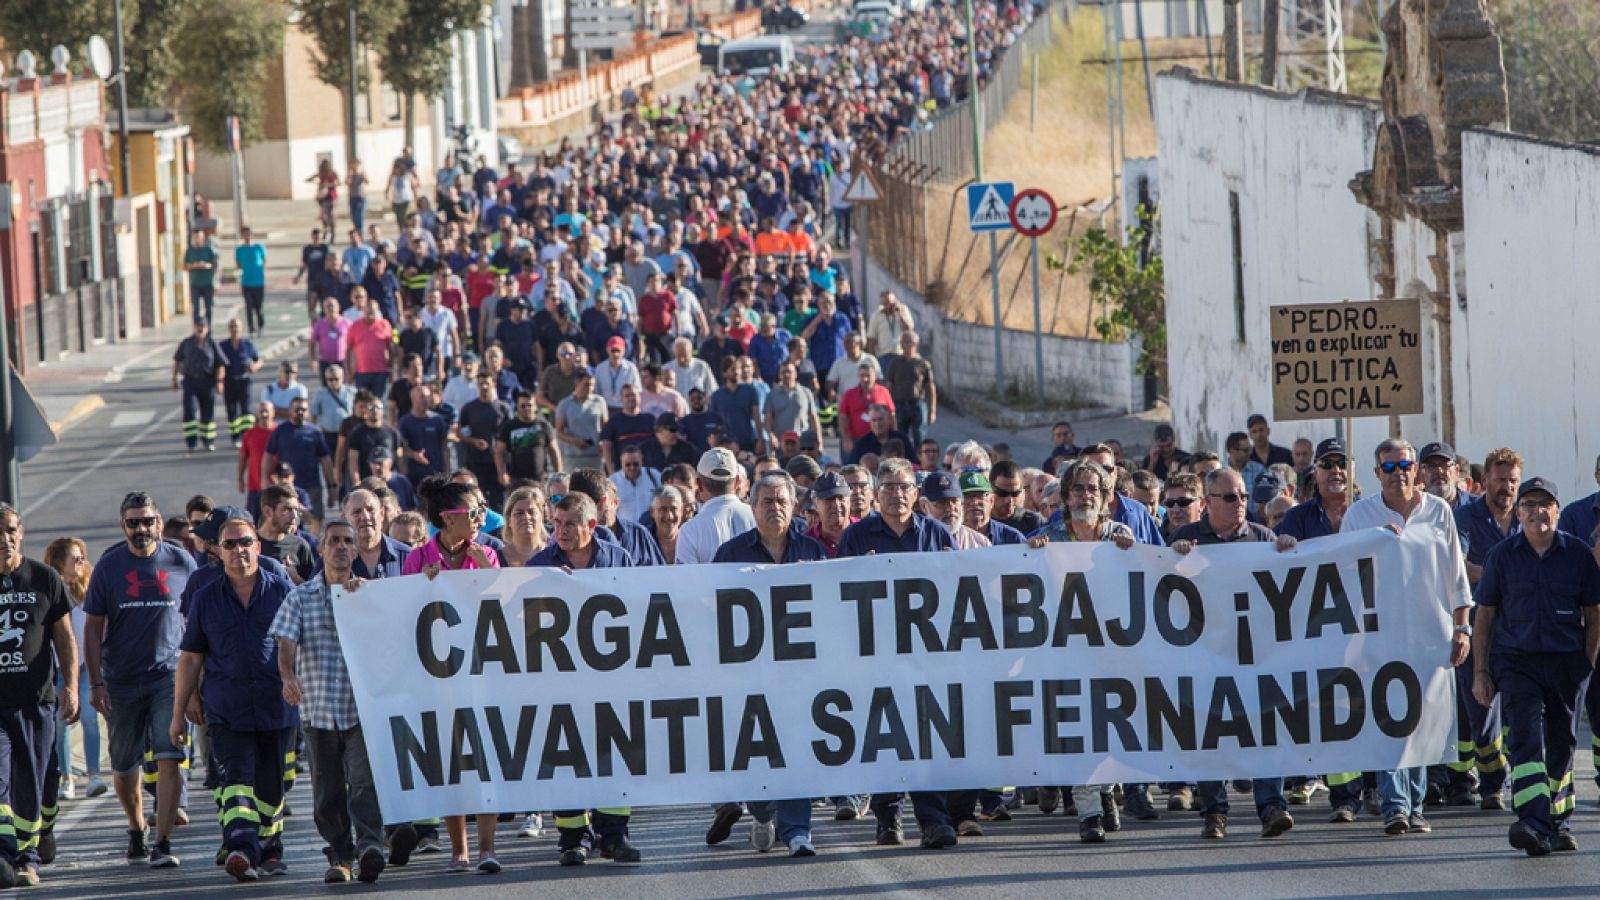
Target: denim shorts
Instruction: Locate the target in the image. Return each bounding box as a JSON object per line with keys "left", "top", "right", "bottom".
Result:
{"left": 106, "top": 676, "right": 184, "bottom": 775}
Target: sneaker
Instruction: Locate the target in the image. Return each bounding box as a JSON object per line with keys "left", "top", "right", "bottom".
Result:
{"left": 1508, "top": 821, "right": 1552, "bottom": 857}
{"left": 978, "top": 805, "right": 1012, "bottom": 822}
{"left": 214, "top": 844, "right": 228, "bottom": 866}
{"left": 388, "top": 823, "right": 419, "bottom": 866}
{"left": 1551, "top": 832, "right": 1578, "bottom": 852}
{"left": 1481, "top": 792, "right": 1506, "bottom": 811}
{"left": 258, "top": 857, "right": 287, "bottom": 877}
{"left": 517, "top": 813, "right": 544, "bottom": 838}
{"left": 1361, "top": 787, "right": 1383, "bottom": 817}
{"left": 1286, "top": 783, "right": 1312, "bottom": 805}
{"left": 1384, "top": 812, "right": 1410, "bottom": 835}
{"left": 1445, "top": 785, "right": 1478, "bottom": 807}
{"left": 1003, "top": 789, "right": 1022, "bottom": 810}
{"left": 14, "top": 866, "right": 39, "bottom": 887}
{"left": 86, "top": 776, "right": 110, "bottom": 798}
{"left": 1124, "top": 789, "right": 1160, "bottom": 821}
{"left": 1259, "top": 807, "right": 1293, "bottom": 838}
{"left": 1201, "top": 813, "right": 1228, "bottom": 839}
{"left": 1038, "top": 786, "right": 1061, "bottom": 815}
{"left": 600, "top": 836, "right": 642, "bottom": 863}
{"left": 1327, "top": 805, "right": 1358, "bottom": 823}
{"left": 1101, "top": 792, "right": 1122, "bottom": 833}
{"left": 558, "top": 847, "right": 588, "bottom": 866}
{"left": 751, "top": 818, "right": 776, "bottom": 852}
{"left": 1168, "top": 786, "right": 1194, "bottom": 811}
{"left": 789, "top": 836, "right": 817, "bottom": 857}
{"left": 707, "top": 802, "right": 743, "bottom": 845}
{"left": 417, "top": 836, "right": 444, "bottom": 854}
{"left": 833, "top": 801, "right": 860, "bottom": 821}
{"left": 356, "top": 846, "right": 386, "bottom": 883}
{"left": 919, "top": 823, "right": 958, "bottom": 849}
{"left": 204, "top": 442, "right": 216, "bottom": 452}
{"left": 1408, "top": 812, "right": 1432, "bottom": 834}
{"left": 956, "top": 820, "right": 984, "bottom": 837}
{"left": 1079, "top": 815, "right": 1106, "bottom": 844}
{"left": 477, "top": 854, "right": 502, "bottom": 874}
{"left": 37, "top": 828, "right": 55, "bottom": 865}
{"left": 60, "top": 779, "right": 78, "bottom": 801}
{"left": 224, "top": 851, "right": 258, "bottom": 882}
{"left": 445, "top": 856, "right": 471, "bottom": 874}
{"left": 876, "top": 821, "right": 905, "bottom": 845}
{"left": 323, "top": 864, "right": 352, "bottom": 883}
{"left": 148, "top": 838, "right": 181, "bottom": 868}
{"left": 126, "top": 828, "right": 149, "bottom": 865}
{"left": 175, "top": 808, "right": 189, "bottom": 827}
{"left": 1424, "top": 781, "right": 1444, "bottom": 807}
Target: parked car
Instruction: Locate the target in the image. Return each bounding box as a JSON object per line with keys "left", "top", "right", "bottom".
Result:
{"left": 761, "top": 2, "right": 810, "bottom": 32}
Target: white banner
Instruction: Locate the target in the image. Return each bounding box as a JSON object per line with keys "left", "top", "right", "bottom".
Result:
{"left": 334, "top": 529, "right": 1458, "bottom": 822}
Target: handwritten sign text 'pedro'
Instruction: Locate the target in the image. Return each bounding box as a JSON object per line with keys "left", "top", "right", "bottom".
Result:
{"left": 1270, "top": 299, "right": 1423, "bottom": 421}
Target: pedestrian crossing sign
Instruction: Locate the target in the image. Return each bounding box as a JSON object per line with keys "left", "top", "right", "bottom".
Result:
{"left": 966, "top": 181, "right": 1016, "bottom": 232}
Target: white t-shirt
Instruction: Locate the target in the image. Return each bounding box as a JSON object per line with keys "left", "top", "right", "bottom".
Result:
{"left": 420, "top": 306, "right": 459, "bottom": 361}
{"left": 827, "top": 353, "right": 881, "bottom": 395}
{"left": 674, "top": 494, "right": 756, "bottom": 564}
{"left": 664, "top": 357, "right": 717, "bottom": 399}
{"left": 1340, "top": 490, "right": 1472, "bottom": 610}
{"left": 609, "top": 468, "right": 663, "bottom": 523}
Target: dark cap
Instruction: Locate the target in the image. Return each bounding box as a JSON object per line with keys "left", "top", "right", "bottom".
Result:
{"left": 1314, "top": 437, "right": 1346, "bottom": 462}
{"left": 920, "top": 471, "right": 961, "bottom": 501}
{"left": 1418, "top": 441, "right": 1455, "bottom": 463}
{"left": 368, "top": 446, "right": 394, "bottom": 463}
{"left": 193, "top": 505, "right": 251, "bottom": 544}
{"left": 1518, "top": 477, "right": 1559, "bottom": 504}
{"left": 272, "top": 462, "right": 294, "bottom": 477}
{"left": 785, "top": 454, "right": 822, "bottom": 479}
{"left": 1246, "top": 413, "right": 1268, "bottom": 428}
{"left": 1252, "top": 471, "right": 1287, "bottom": 505}
{"left": 654, "top": 413, "right": 679, "bottom": 432}
{"left": 810, "top": 470, "right": 849, "bottom": 499}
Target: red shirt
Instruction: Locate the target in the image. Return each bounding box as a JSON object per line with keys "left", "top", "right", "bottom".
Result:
{"left": 240, "top": 426, "right": 274, "bottom": 492}
{"left": 347, "top": 317, "right": 393, "bottom": 375}
{"left": 840, "top": 383, "right": 895, "bottom": 441}
{"left": 466, "top": 270, "right": 497, "bottom": 310}
{"left": 637, "top": 290, "right": 678, "bottom": 335}
{"left": 727, "top": 319, "right": 756, "bottom": 350}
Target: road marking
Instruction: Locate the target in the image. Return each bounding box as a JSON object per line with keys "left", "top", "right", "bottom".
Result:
{"left": 277, "top": 313, "right": 292, "bottom": 322}
{"left": 50, "top": 395, "right": 106, "bottom": 433}
{"left": 21, "top": 405, "right": 181, "bottom": 516}
{"left": 49, "top": 792, "right": 111, "bottom": 838}
{"left": 109, "top": 409, "right": 156, "bottom": 429}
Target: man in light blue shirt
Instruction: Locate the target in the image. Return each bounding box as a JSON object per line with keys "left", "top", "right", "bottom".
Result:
{"left": 235, "top": 227, "right": 268, "bottom": 337}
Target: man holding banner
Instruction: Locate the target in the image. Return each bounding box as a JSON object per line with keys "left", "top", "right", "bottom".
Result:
{"left": 527, "top": 493, "right": 640, "bottom": 865}
{"left": 1340, "top": 438, "right": 1472, "bottom": 838}
{"left": 710, "top": 471, "right": 830, "bottom": 857}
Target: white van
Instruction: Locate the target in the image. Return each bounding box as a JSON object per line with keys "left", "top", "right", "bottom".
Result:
{"left": 716, "top": 36, "right": 796, "bottom": 78}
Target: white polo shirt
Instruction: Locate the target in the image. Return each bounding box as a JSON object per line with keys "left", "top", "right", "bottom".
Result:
{"left": 674, "top": 494, "right": 756, "bottom": 565}
{"left": 1340, "top": 489, "right": 1472, "bottom": 610}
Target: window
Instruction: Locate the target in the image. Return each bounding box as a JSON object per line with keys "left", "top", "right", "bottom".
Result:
{"left": 1229, "top": 190, "right": 1245, "bottom": 343}
{"left": 382, "top": 82, "right": 403, "bottom": 123}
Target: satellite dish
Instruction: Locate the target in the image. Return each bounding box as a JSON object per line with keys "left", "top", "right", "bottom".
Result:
{"left": 87, "top": 35, "right": 113, "bottom": 81}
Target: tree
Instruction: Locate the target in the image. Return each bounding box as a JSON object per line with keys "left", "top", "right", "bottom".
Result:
{"left": 0, "top": 0, "right": 188, "bottom": 108}
{"left": 379, "top": 0, "right": 482, "bottom": 149}
{"left": 289, "top": 0, "right": 404, "bottom": 156}
{"left": 1051, "top": 208, "right": 1167, "bottom": 383}
{"left": 172, "top": 0, "right": 284, "bottom": 151}
{"left": 124, "top": 0, "right": 185, "bottom": 107}
{"left": 1491, "top": 0, "right": 1600, "bottom": 142}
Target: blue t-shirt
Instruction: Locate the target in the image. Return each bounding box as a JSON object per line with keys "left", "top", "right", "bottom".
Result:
{"left": 343, "top": 244, "right": 376, "bottom": 283}
{"left": 398, "top": 412, "right": 450, "bottom": 479}
{"left": 82, "top": 543, "right": 197, "bottom": 684}
{"left": 220, "top": 338, "right": 259, "bottom": 382}
{"left": 807, "top": 312, "right": 851, "bottom": 377}
{"left": 235, "top": 243, "right": 267, "bottom": 287}
{"left": 266, "top": 422, "right": 331, "bottom": 488}
{"left": 710, "top": 384, "right": 762, "bottom": 449}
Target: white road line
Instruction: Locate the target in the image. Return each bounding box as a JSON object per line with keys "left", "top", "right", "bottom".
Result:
{"left": 109, "top": 410, "right": 156, "bottom": 429}
{"left": 50, "top": 792, "right": 112, "bottom": 837}
{"left": 21, "top": 405, "right": 181, "bottom": 516}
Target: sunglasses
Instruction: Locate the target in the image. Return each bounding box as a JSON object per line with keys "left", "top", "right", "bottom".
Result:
{"left": 1164, "top": 497, "right": 1198, "bottom": 508}
{"left": 1379, "top": 460, "right": 1415, "bottom": 474}
{"left": 122, "top": 516, "right": 160, "bottom": 529}
{"left": 444, "top": 507, "right": 488, "bottom": 520}
{"left": 1208, "top": 492, "right": 1245, "bottom": 504}
{"left": 1315, "top": 459, "right": 1347, "bottom": 470}
{"left": 994, "top": 488, "right": 1023, "bottom": 499}
{"left": 220, "top": 536, "right": 258, "bottom": 550}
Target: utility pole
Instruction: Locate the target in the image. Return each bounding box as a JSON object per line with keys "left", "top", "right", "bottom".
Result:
{"left": 1260, "top": 0, "right": 1280, "bottom": 86}
{"left": 1223, "top": 0, "right": 1244, "bottom": 82}
{"left": 963, "top": 0, "right": 1004, "bottom": 391}
{"left": 346, "top": 0, "right": 360, "bottom": 164}
{"left": 111, "top": 0, "right": 132, "bottom": 195}
{"left": 0, "top": 277, "right": 17, "bottom": 506}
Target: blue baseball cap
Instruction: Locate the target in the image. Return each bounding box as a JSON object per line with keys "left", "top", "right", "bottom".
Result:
{"left": 920, "top": 471, "right": 961, "bottom": 501}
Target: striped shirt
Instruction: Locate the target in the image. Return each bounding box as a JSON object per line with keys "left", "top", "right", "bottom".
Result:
{"left": 267, "top": 574, "right": 360, "bottom": 730}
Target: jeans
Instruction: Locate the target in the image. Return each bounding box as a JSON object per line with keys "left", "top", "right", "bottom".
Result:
{"left": 242, "top": 285, "right": 266, "bottom": 333}
{"left": 306, "top": 725, "right": 384, "bottom": 865}
{"left": 353, "top": 371, "right": 390, "bottom": 397}
{"left": 746, "top": 798, "right": 812, "bottom": 844}
{"left": 349, "top": 196, "right": 367, "bottom": 234}
{"left": 190, "top": 284, "right": 215, "bottom": 324}
{"left": 105, "top": 677, "right": 183, "bottom": 775}
{"left": 56, "top": 665, "right": 102, "bottom": 776}
{"left": 1195, "top": 778, "right": 1285, "bottom": 821}
{"left": 1378, "top": 766, "right": 1426, "bottom": 817}
{"left": 833, "top": 206, "right": 853, "bottom": 246}
{"left": 870, "top": 791, "right": 952, "bottom": 833}
{"left": 895, "top": 399, "right": 928, "bottom": 448}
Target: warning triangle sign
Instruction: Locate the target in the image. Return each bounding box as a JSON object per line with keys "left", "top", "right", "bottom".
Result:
{"left": 968, "top": 183, "right": 1014, "bottom": 230}
{"left": 842, "top": 170, "right": 882, "bottom": 204}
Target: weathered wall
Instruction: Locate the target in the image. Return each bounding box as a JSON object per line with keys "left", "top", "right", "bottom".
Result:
{"left": 1459, "top": 129, "right": 1600, "bottom": 501}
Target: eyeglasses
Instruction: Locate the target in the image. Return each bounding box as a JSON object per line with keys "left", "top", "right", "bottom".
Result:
{"left": 220, "top": 536, "right": 258, "bottom": 550}
{"left": 879, "top": 482, "right": 916, "bottom": 494}
{"left": 1315, "top": 459, "right": 1347, "bottom": 470}
{"left": 1518, "top": 498, "right": 1557, "bottom": 510}
{"left": 1379, "top": 460, "right": 1415, "bottom": 474}
{"left": 845, "top": 482, "right": 872, "bottom": 492}
{"left": 122, "top": 516, "right": 160, "bottom": 529}
{"left": 444, "top": 507, "right": 488, "bottom": 520}
{"left": 1208, "top": 492, "right": 1245, "bottom": 504}
{"left": 1164, "top": 497, "right": 1198, "bottom": 508}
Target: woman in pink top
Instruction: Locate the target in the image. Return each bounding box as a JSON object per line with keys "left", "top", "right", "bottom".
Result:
{"left": 401, "top": 476, "right": 502, "bottom": 577}
{"left": 308, "top": 297, "right": 351, "bottom": 376}
{"left": 399, "top": 474, "right": 504, "bottom": 872}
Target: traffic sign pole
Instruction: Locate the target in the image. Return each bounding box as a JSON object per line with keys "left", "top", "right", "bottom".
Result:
{"left": 988, "top": 230, "right": 1002, "bottom": 389}
{"left": 1030, "top": 236, "right": 1043, "bottom": 394}
{"left": 1007, "top": 187, "right": 1058, "bottom": 398}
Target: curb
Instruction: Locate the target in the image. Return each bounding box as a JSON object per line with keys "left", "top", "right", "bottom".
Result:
{"left": 50, "top": 394, "right": 106, "bottom": 435}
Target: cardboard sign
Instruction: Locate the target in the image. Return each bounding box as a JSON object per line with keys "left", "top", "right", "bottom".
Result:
{"left": 1269, "top": 299, "right": 1424, "bottom": 421}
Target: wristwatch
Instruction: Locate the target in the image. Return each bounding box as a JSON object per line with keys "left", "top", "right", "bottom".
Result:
{"left": 1453, "top": 625, "right": 1472, "bottom": 637}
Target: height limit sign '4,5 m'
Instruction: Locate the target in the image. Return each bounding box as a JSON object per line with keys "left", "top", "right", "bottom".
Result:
{"left": 1008, "top": 188, "right": 1057, "bottom": 237}
{"left": 1269, "top": 299, "right": 1424, "bottom": 421}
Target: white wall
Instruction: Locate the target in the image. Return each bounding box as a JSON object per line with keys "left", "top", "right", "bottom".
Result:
{"left": 194, "top": 128, "right": 436, "bottom": 202}
{"left": 1157, "top": 72, "right": 1387, "bottom": 469}
{"left": 1459, "top": 129, "right": 1600, "bottom": 502}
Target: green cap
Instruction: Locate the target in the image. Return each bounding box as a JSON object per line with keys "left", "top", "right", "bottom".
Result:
{"left": 958, "top": 471, "right": 992, "bottom": 495}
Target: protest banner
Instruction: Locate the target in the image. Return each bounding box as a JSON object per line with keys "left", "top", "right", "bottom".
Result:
{"left": 1269, "top": 299, "right": 1425, "bottom": 421}
{"left": 335, "top": 528, "right": 1457, "bottom": 822}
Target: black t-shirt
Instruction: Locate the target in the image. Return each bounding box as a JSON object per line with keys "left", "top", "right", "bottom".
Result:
{"left": 258, "top": 532, "right": 315, "bottom": 582}
{"left": 302, "top": 242, "right": 329, "bottom": 276}
{"left": 389, "top": 377, "right": 417, "bottom": 420}
{"left": 642, "top": 436, "right": 699, "bottom": 471}
{"left": 346, "top": 423, "right": 401, "bottom": 479}
{"left": 458, "top": 398, "right": 510, "bottom": 467}
{"left": 0, "top": 559, "right": 73, "bottom": 707}
{"left": 398, "top": 327, "right": 439, "bottom": 375}
{"left": 498, "top": 319, "right": 539, "bottom": 372}
{"left": 600, "top": 412, "right": 657, "bottom": 467}
{"left": 999, "top": 509, "right": 1047, "bottom": 536}
{"left": 499, "top": 416, "right": 556, "bottom": 481}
